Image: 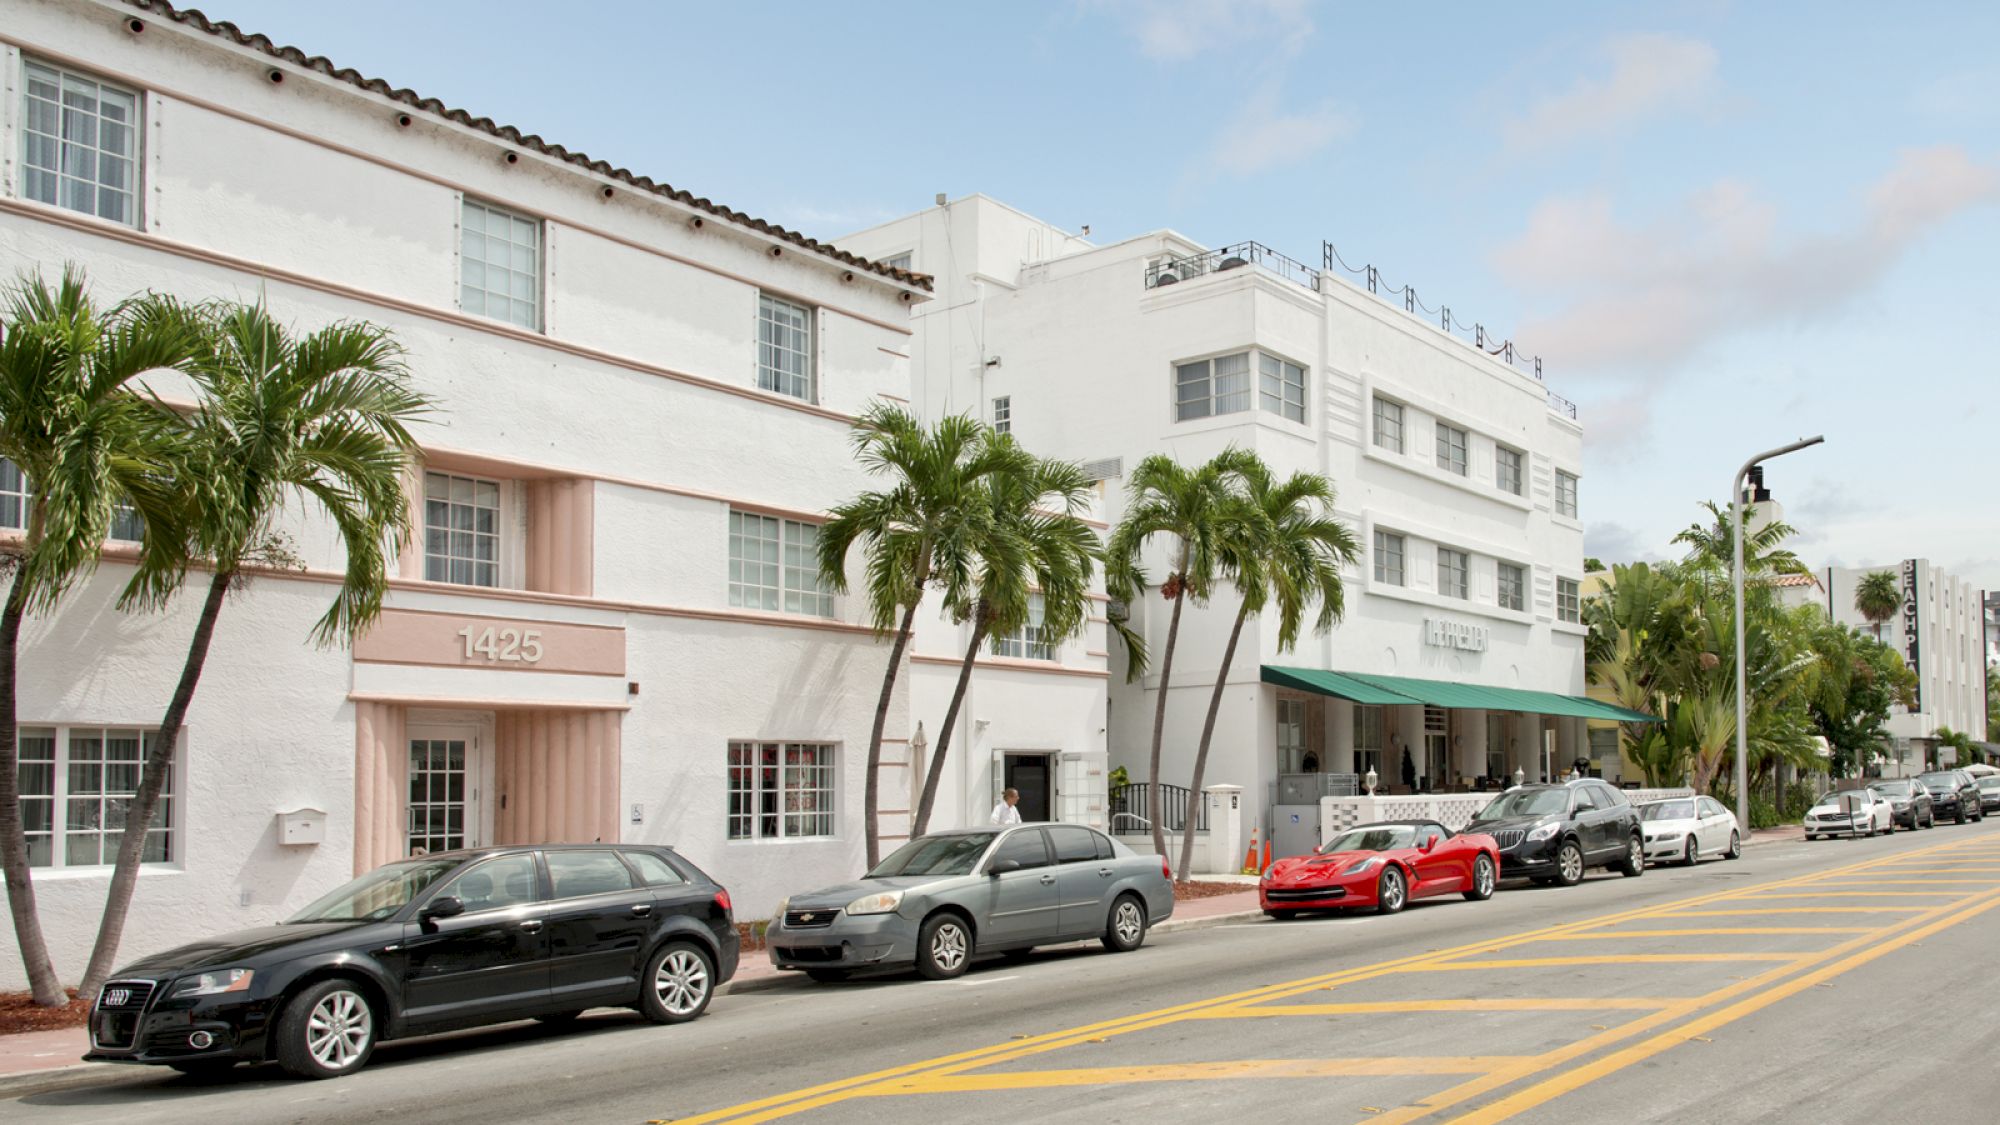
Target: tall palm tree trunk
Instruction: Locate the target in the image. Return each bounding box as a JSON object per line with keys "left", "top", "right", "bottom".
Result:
{"left": 863, "top": 598, "right": 923, "bottom": 868}
{"left": 913, "top": 613, "right": 992, "bottom": 836}
{"left": 1179, "top": 599, "right": 1249, "bottom": 883}
{"left": 1147, "top": 578, "right": 1189, "bottom": 861}
{"left": 80, "top": 568, "right": 232, "bottom": 998}
{"left": 0, "top": 566, "right": 65, "bottom": 1005}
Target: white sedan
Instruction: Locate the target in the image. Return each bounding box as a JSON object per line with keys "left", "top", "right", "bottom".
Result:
{"left": 1639, "top": 795, "right": 1742, "bottom": 865}
{"left": 1804, "top": 788, "right": 1895, "bottom": 839}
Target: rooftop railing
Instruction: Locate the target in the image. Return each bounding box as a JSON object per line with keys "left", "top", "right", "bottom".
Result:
{"left": 1144, "top": 241, "right": 1322, "bottom": 294}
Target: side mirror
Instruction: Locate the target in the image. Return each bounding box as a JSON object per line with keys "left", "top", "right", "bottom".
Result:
{"left": 987, "top": 859, "right": 1021, "bottom": 877}
{"left": 1417, "top": 838, "right": 1434, "bottom": 854}
{"left": 420, "top": 895, "right": 465, "bottom": 922}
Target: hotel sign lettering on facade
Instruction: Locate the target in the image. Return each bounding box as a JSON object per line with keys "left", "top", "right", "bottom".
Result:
{"left": 1424, "top": 618, "right": 1489, "bottom": 653}
{"left": 1901, "top": 560, "right": 1921, "bottom": 711}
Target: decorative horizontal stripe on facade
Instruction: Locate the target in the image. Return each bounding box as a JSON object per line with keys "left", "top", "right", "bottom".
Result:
{"left": 909, "top": 654, "right": 1110, "bottom": 679}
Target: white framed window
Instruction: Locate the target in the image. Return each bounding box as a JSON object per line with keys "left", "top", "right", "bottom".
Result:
{"left": 728, "top": 510, "right": 832, "bottom": 617}
{"left": 1372, "top": 397, "right": 1404, "bottom": 453}
{"left": 1174, "top": 352, "right": 1251, "bottom": 421}
{"left": 1277, "top": 697, "right": 1306, "bottom": 770}
{"left": 991, "top": 593, "right": 1053, "bottom": 661}
{"left": 1353, "top": 705, "right": 1384, "bottom": 779}
{"left": 1373, "top": 530, "right": 1405, "bottom": 586}
{"left": 726, "top": 741, "right": 835, "bottom": 840}
{"left": 757, "top": 293, "right": 814, "bottom": 401}
{"left": 1438, "top": 548, "right": 1469, "bottom": 599}
{"left": 992, "top": 395, "right": 1012, "bottom": 435}
{"left": 1258, "top": 353, "right": 1306, "bottom": 423}
{"left": 1558, "top": 577, "right": 1582, "bottom": 623}
{"left": 880, "top": 252, "right": 913, "bottom": 272}
{"left": 21, "top": 60, "right": 140, "bottom": 227}
{"left": 1496, "top": 446, "right": 1523, "bottom": 496}
{"left": 17, "top": 726, "right": 172, "bottom": 869}
{"left": 1498, "top": 562, "right": 1525, "bottom": 611}
{"left": 1, "top": 458, "right": 29, "bottom": 531}
{"left": 459, "top": 198, "right": 541, "bottom": 330}
{"left": 1556, "top": 470, "right": 1579, "bottom": 518}
{"left": 1436, "top": 424, "right": 1468, "bottom": 476}
{"left": 424, "top": 471, "right": 501, "bottom": 587}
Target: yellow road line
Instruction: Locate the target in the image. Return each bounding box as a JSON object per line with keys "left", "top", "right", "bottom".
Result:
{"left": 1811, "top": 879, "right": 2000, "bottom": 886}
{"left": 1656, "top": 907, "right": 1928, "bottom": 916}
{"left": 876, "top": 1056, "right": 1526, "bottom": 1095}
{"left": 1525, "top": 927, "right": 1877, "bottom": 937}
{"left": 1413, "top": 954, "right": 1801, "bottom": 969}
{"left": 1195, "top": 998, "right": 1678, "bottom": 1018}
{"left": 1739, "top": 890, "right": 1965, "bottom": 898}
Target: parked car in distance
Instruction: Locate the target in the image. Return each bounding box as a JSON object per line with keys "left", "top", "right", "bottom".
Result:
{"left": 1805, "top": 788, "right": 1894, "bottom": 838}
{"left": 767, "top": 824, "right": 1173, "bottom": 982}
{"left": 1918, "top": 770, "right": 1986, "bottom": 824}
{"left": 1869, "top": 779, "right": 1935, "bottom": 830}
{"left": 1259, "top": 820, "right": 1498, "bottom": 918}
{"left": 1974, "top": 775, "right": 2000, "bottom": 814}
{"left": 1465, "top": 778, "right": 1645, "bottom": 887}
{"left": 1638, "top": 795, "right": 1742, "bottom": 865}
{"left": 85, "top": 844, "right": 738, "bottom": 1080}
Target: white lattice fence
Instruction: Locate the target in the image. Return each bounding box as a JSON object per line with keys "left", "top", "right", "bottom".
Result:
{"left": 1320, "top": 787, "right": 1694, "bottom": 838}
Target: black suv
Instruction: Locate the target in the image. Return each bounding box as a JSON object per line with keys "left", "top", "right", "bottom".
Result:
{"left": 1467, "top": 778, "right": 1645, "bottom": 887}
{"left": 1870, "top": 778, "right": 1935, "bottom": 830}
{"left": 85, "top": 844, "right": 738, "bottom": 1080}
{"left": 1918, "top": 770, "right": 1987, "bottom": 825}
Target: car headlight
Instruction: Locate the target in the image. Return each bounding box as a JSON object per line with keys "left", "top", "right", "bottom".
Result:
{"left": 1345, "top": 856, "right": 1384, "bottom": 875}
{"left": 844, "top": 890, "right": 904, "bottom": 916}
{"left": 773, "top": 898, "right": 789, "bottom": 920}
{"left": 172, "top": 969, "right": 253, "bottom": 997}
{"left": 1261, "top": 867, "right": 1274, "bottom": 882}
{"left": 1526, "top": 822, "right": 1561, "bottom": 842}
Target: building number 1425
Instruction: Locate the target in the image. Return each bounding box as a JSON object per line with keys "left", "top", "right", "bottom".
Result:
{"left": 457, "top": 625, "right": 544, "bottom": 664}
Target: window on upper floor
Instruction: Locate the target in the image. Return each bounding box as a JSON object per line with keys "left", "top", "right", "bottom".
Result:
{"left": 1372, "top": 397, "right": 1404, "bottom": 454}
{"left": 1, "top": 459, "right": 29, "bottom": 532}
{"left": 992, "top": 395, "right": 1012, "bottom": 435}
{"left": 1436, "top": 424, "right": 1469, "bottom": 476}
{"left": 757, "top": 293, "right": 815, "bottom": 401}
{"left": 880, "top": 252, "right": 913, "bottom": 272}
{"left": 1175, "top": 349, "right": 1307, "bottom": 424}
{"left": 108, "top": 501, "right": 143, "bottom": 543}
{"left": 459, "top": 198, "right": 541, "bottom": 330}
{"left": 1558, "top": 577, "right": 1582, "bottom": 623}
{"left": 21, "top": 60, "right": 140, "bottom": 227}
{"left": 1556, "top": 470, "right": 1579, "bottom": 518}
{"left": 1498, "top": 561, "right": 1525, "bottom": 612}
{"left": 1438, "top": 548, "right": 1469, "bottom": 600}
{"left": 1373, "top": 530, "right": 1405, "bottom": 587}
{"left": 728, "top": 510, "right": 833, "bottom": 617}
{"left": 424, "top": 471, "right": 502, "bottom": 587}
{"left": 1496, "top": 446, "right": 1523, "bottom": 497}
{"left": 991, "top": 593, "right": 1053, "bottom": 661}
{"left": 1258, "top": 354, "right": 1306, "bottom": 423}
{"left": 17, "top": 725, "right": 173, "bottom": 868}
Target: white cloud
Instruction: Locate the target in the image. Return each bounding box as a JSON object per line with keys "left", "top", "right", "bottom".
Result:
{"left": 1098, "top": 0, "right": 1316, "bottom": 61}
{"left": 1583, "top": 521, "right": 1663, "bottom": 565}
{"left": 1506, "top": 33, "right": 1719, "bottom": 151}
{"left": 1200, "top": 84, "right": 1352, "bottom": 178}
{"left": 1494, "top": 146, "right": 2000, "bottom": 372}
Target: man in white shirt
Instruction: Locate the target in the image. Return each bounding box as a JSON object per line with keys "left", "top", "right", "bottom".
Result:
{"left": 989, "top": 788, "right": 1022, "bottom": 826}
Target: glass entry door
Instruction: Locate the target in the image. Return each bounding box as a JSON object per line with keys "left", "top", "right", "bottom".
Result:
{"left": 408, "top": 727, "right": 480, "bottom": 855}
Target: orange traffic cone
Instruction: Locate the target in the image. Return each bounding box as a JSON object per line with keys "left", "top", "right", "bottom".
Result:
{"left": 1243, "top": 828, "right": 1260, "bottom": 875}
{"left": 1262, "top": 838, "right": 1273, "bottom": 874}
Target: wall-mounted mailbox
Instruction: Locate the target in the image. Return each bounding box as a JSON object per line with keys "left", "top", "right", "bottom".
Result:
{"left": 278, "top": 808, "right": 326, "bottom": 846}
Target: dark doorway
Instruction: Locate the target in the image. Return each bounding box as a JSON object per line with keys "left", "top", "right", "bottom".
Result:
{"left": 1004, "top": 753, "right": 1054, "bottom": 821}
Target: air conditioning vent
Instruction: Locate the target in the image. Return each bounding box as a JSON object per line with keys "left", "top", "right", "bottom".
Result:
{"left": 1079, "top": 457, "right": 1123, "bottom": 482}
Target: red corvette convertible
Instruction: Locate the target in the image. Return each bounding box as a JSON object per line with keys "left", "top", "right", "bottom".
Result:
{"left": 1259, "top": 819, "right": 1500, "bottom": 918}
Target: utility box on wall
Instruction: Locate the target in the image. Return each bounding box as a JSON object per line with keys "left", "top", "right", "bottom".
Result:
{"left": 277, "top": 808, "right": 326, "bottom": 846}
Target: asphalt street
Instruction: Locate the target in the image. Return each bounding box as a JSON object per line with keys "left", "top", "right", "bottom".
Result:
{"left": 7, "top": 820, "right": 2000, "bottom": 1125}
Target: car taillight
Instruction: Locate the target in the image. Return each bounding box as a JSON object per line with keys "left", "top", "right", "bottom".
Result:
{"left": 1162, "top": 859, "right": 1172, "bottom": 882}
{"left": 714, "top": 890, "right": 732, "bottom": 915}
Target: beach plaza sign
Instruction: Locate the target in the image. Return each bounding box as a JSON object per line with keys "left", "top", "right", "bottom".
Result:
{"left": 1423, "top": 617, "right": 1489, "bottom": 653}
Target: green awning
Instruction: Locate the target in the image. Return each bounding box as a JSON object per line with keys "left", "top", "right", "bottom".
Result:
{"left": 1260, "top": 665, "right": 1659, "bottom": 724}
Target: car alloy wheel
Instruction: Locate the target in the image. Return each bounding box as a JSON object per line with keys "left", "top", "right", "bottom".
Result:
{"left": 1726, "top": 830, "right": 1741, "bottom": 859}
{"left": 1619, "top": 835, "right": 1645, "bottom": 877}
{"left": 917, "top": 914, "right": 972, "bottom": 979}
{"left": 1556, "top": 841, "right": 1585, "bottom": 886}
{"left": 639, "top": 942, "right": 715, "bottom": 1024}
{"left": 276, "top": 979, "right": 377, "bottom": 1079}
{"left": 1103, "top": 895, "right": 1148, "bottom": 952}
{"left": 1463, "top": 854, "right": 1496, "bottom": 901}
{"left": 1682, "top": 836, "right": 1698, "bottom": 866}
{"left": 1376, "top": 866, "right": 1406, "bottom": 914}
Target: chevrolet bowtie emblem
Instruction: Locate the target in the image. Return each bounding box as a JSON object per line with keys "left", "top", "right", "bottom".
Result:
{"left": 799, "top": 913, "right": 815, "bottom": 922}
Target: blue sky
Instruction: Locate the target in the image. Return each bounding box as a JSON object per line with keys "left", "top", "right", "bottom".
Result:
{"left": 217, "top": 0, "right": 2000, "bottom": 590}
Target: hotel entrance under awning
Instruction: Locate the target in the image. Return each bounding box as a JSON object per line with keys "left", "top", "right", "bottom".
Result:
{"left": 1261, "top": 666, "right": 1659, "bottom": 724}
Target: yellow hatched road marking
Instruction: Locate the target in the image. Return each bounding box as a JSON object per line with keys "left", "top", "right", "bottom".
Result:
{"left": 1414, "top": 954, "right": 1801, "bottom": 969}
{"left": 875, "top": 1056, "right": 1528, "bottom": 1095}
{"left": 1195, "top": 998, "right": 1679, "bottom": 1018}
{"left": 1811, "top": 879, "right": 2000, "bottom": 886}
{"left": 1657, "top": 906, "right": 1927, "bottom": 916}
{"left": 1740, "top": 890, "right": 1965, "bottom": 898}
{"left": 1526, "top": 927, "right": 1877, "bottom": 937}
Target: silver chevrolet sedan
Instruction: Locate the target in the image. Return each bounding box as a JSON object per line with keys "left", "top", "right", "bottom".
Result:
{"left": 767, "top": 824, "right": 1175, "bottom": 981}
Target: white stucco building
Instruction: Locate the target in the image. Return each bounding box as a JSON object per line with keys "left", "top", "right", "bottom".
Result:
{"left": 1821, "top": 562, "right": 1989, "bottom": 761}
{"left": 843, "top": 196, "right": 1628, "bottom": 859}
{"left": 1, "top": 0, "right": 932, "bottom": 987}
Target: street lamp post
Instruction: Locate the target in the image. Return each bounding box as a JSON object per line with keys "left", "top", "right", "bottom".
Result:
{"left": 1732, "top": 436, "right": 1825, "bottom": 833}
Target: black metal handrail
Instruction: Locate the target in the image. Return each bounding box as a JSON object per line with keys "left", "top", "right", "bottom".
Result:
{"left": 1144, "top": 242, "right": 1322, "bottom": 294}
{"left": 1108, "top": 782, "right": 1210, "bottom": 833}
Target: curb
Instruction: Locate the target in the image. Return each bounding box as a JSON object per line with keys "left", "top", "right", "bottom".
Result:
{"left": 0, "top": 1061, "right": 133, "bottom": 1100}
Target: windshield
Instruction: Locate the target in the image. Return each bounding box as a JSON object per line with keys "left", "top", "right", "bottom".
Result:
{"left": 1319, "top": 825, "right": 1421, "bottom": 854}
{"left": 286, "top": 858, "right": 462, "bottom": 923}
{"left": 1641, "top": 800, "right": 1695, "bottom": 821}
{"left": 1979, "top": 778, "right": 2000, "bottom": 790}
{"left": 867, "top": 833, "right": 995, "bottom": 877}
{"left": 1872, "top": 781, "right": 1912, "bottom": 797}
{"left": 1918, "top": 774, "right": 1958, "bottom": 789}
{"left": 1474, "top": 789, "right": 1570, "bottom": 820}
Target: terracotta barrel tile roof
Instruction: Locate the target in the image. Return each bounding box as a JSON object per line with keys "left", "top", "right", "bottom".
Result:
{"left": 124, "top": 0, "right": 932, "bottom": 292}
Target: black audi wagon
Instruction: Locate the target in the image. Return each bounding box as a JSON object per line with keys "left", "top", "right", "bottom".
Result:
{"left": 84, "top": 844, "right": 738, "bottom": 1079}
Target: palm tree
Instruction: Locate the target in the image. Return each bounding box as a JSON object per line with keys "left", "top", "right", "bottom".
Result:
{"left": 0, "top": 268, "right": 200, "bottom": 1006}
{"left": 78, "top": 303, "right": 430, "bottom": 998}
{"left": 819, "top": 406, "right": 1034, "bottom": 867}
{"left": 1853, "top": 571, "right": 1900, "bottom": 642}
{"left": 1177, "top": 459, "right": 1357, "bottom": 883}
{"left": 1932, "top": 727, "right": 1974, "bottom": 772}
{"left": 1104, "top": 448, "right": 1261, "bottom": 860}
{"left": 1672, "top": 499, "right": 1809, "bottom": 589}
{"left": 915, "top": 450, "right": 1097, "bottom": 836}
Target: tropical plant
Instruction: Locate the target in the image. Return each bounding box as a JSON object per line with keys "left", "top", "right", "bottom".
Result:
{"left": 1853, "top": 571, "right": 1900, "bottom": 642}
{"left": 819, "top": 406, "right": 1034, "bottom": 867}
{"left": 1672, "top": 499, "right": 1809, "bottom": 592}
{"left": 0, "top": 268, "right": 200, "bottom": 1006}
{"left": 1177, "top": 458, "right": 1357, "bottom": 883}
{"left": 1932, "top": 727, "right": 1975, "bottom": 771}
{"left": 1104, "top": 448, "right": 1261, "bottom": 860}
{"left": 78, "top": 302, "right": 430, "bottom": 998}
{"left": 914, "top": 447, "right": 1097, "bottom": 836}
{"left": 1805, "top": 621, "right": 1915, "bottom": 778}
